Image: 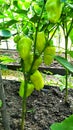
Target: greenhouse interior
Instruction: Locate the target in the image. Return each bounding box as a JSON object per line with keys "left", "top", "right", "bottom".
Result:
{"left": 0, "top": 0, "right": 73, "bottom": 130}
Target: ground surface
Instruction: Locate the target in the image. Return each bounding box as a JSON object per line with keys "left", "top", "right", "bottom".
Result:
{"left": 0, "top": 80, "right": 73, "bottom": 130}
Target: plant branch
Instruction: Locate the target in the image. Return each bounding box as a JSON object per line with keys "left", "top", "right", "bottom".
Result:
{"left": 34, "top": 2, "right": 45, "bottom": 55}
{"left": 21, "top": 59, "right": 28, "bottom": 130}
{"left": 67, "top": 19, "right": 73, "bottom": 37}
{"left": 41, "top": 25, "right": 58, "bottom": 54}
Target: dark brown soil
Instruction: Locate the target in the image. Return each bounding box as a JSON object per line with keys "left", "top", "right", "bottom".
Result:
{"left": 0, "top": 80, "right": 73, "bottom": 130}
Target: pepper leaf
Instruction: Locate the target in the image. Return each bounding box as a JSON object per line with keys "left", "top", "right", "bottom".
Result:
{"left": 0, "top": 29, "right": 12, "bottom": 37}
{"left": 55, "top": 56, "right": 73, "bottom": 73}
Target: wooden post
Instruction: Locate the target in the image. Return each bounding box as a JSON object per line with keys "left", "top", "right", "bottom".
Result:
{"left": 0, "top": 72, "right": 11, "bottom": 130}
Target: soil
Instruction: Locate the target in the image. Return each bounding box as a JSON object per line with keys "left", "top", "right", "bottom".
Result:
{"left": 0, "top": 80, "right": 73, "bottom": 130}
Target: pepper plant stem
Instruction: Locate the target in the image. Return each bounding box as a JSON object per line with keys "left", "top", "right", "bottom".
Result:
{"left": 20, "top": 59, "right": 28, "bottom": 130}
{"left": 64, "top": 18, "right": 73, "bottom": 102}
{"left": 21, "top": 75, "right": 28, "bottom": 130}
{"left": 65, "top": 35, "right": 68, "bottom": 102}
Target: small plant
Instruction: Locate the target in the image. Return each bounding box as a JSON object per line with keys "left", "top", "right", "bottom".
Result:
{"left": 55, "top": 0, "right": 73, "bottom": 102}
{"left": 14, "top": 32, "right": 56, "bottom": 130}
{"left": 13, "top": 1, "right": 64, "bottom": 129}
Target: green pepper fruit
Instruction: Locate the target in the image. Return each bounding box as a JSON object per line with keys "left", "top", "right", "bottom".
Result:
{"left": 30, "top": 70, "right": 44, "bottom": 91}
{"left": 34, "top": 31, "right": 46, "bottom": 54}
{"left": 24, "top": 53, "right": 33, "bottom": 72}
{"left": 19, "top": 80, "right": 34, "bottom": 98}
{"left": 43, "top": 46, "right": 56, "bottom": 65}
{"left": 17, "top": 36, "right": 32, "bottom": 60}
{"left": 45, "top": 0, "right": 63, "bottom": 23}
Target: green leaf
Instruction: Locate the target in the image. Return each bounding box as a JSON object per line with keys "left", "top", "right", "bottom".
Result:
{"left": 0, "top": 0, "right": 7, "bottom": 3}
{"left": 0, "top": 100, "right": 2, "bottom": 108}
{"left": 50, "top": 122, "right": 62, "bottom": 130}
{"left": 0, "top": 56, "right": 15, "bottom": 64}
{"left": 30, "top": 14, "right": 39, "bottom": 23}
{"left": 60, "top": 0, "right": 67, "bottom": 2}
{"left": 12, "top": 9, "right": 27, "bottom": 15}
{"left": 32, "top": 2, "right": 41, "bottom": 14}
{"left": 55, "top": 56, "right": 73, "bottom": 72}
{"left": 0, "top": 14, "right": 5, "bottom": 19}
{"left": 69, "top": 28, "right": 73, "bottom": 42}
{"left": 1, "top": 20, "right": 18, "bottom": 28}
{"left": 0, "top": 30, "right": 12, "bottom": 37}
{"left": 18, "top": 1, "right": 31, "bottom": 10}
{"left": 68, "top": 51, "right": 73, "bottom": 58}
{"left": 50, "top": 115, "right": 73, "bottom": 130}
{"left": 67, "top": 3, "right": 73, "bottom": 9}
{"left": 13, "top": 0, "right": 19, "bottom": 8}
